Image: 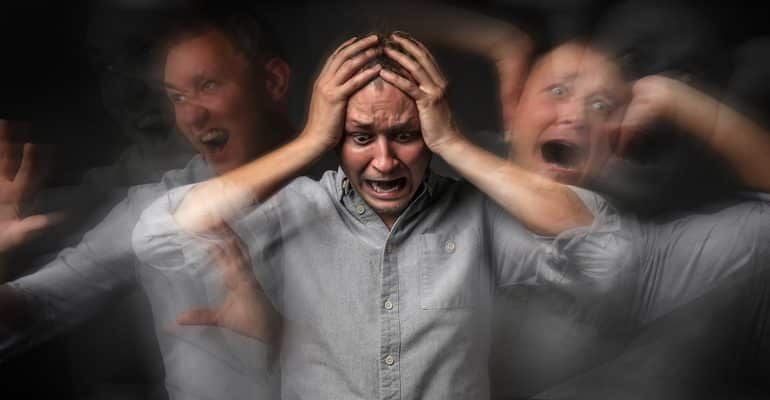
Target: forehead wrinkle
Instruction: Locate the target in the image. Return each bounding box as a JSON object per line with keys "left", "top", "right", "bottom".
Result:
{"left": 164, "top": 30, "right": 240, "bottom": 84}
{"left": 347, "top": 89, "right": 417, "bottom": 131}
{"left": 535, "top": 43, "right": 627, "bottom": 101}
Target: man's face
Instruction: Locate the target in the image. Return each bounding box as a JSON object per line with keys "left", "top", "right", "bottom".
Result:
{"left": 509, "top": 42, "right": 629, "bottom": 184}
{"left": 341, "top": 80, "right": 431, "bottom": 227}
{"left": 163, "top": 29, "right": 280, "bottom": 174}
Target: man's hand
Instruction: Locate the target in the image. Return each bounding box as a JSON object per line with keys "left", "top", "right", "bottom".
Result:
{"left": 0, "top": 121, "right": 59, "bottom": 281}
{"left": 619, "top": 74, "right": 770, "bottom": 191}
{"left": 176, "top": 225, "right": 280, "bottom": 343}
{"left": 300, "top": 35, "right": 383, "bottom": 150}
{"left": 175, "top": 36, "right": 383, "bottom": 234}
{"left": 616, "top": 75, "right": 682, "bottom": 156}
{"left": 379, "top": 33, "right": 463, "bottom": 154}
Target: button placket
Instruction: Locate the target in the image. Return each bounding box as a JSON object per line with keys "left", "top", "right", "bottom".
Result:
{"left": 379, "top": 233, "right": 401, "bottom": 399}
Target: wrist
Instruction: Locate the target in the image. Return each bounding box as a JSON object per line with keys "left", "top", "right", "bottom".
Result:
{"left": 429, "top": 130, "right": 467, "bottom": 158}
{"left": 297, "top": 129, "right": 336, "bottom": 154}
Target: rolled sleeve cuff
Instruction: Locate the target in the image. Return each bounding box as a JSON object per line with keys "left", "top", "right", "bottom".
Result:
{"left": 132, "top": 184, "right": 214, "bottom": 271}
{"left": 537, "top": 186, "right": 634, "bottom": 293}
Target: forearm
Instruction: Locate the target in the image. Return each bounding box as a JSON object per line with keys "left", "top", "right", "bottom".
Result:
{"left": 668, "top": 83, "right": 770, "bottom": 191}
{"left": 381, "top": 1, "right": 532, "bottom": 118}
{"left": 374, "top": 1, "right": 531, "bottom": 60}
{"left": 435, "top": 136, "right": 593, "bottom": 235}
{"left": 175, "top": 134, "right": 328, "bottom": 232}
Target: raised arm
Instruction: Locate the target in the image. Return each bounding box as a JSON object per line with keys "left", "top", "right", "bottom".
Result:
{"left": 174, "top": 36, "right": 383, "bottom": 233}
{"left": 379, "top": 33, "right": 592, "bottom": 236}
{"left": 618, "top": 75, "right": 770, "bottom": 191}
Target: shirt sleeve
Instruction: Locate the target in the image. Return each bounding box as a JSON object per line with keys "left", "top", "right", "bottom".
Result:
{"left": 4, "top": 197, "right": 141, "bottom": 357}
{"left": 131, "top": 183, "right": 282, "bottom": 299}
{"left": 635, "top": 194, "right": 770, "bottom": 323}
{"left": 131, "top": 183, "right": 282, "bottom": 381}
{"left": 491, "top": 185, "right": 634, "bottom": 298}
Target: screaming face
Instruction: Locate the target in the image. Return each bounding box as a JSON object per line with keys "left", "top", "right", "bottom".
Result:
{"left": 163, "top": 29, "right": 283, "bottom": 174}
{"left": 509, "top": 42, "right": 629, "bottom": 184}
{"left": 341, "top": 79, "right": 431, "bottom": 228}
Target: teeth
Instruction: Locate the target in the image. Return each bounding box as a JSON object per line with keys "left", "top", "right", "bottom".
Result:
{"left": 369, "top": 178, "right": 404, "bottom": 193}
{"left": 200, "top": 129, "right": 228, "bottom": 147}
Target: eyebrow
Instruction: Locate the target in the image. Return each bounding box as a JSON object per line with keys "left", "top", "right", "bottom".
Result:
{"left": 163, "top": 72, "right": 209, "bottom": 91}
{"left": 592, "top": 89, "right": 617, "bottom": 100}
{"left": 347, "top": 120, "right": 418, "bottom": 133}
{"left": 556, "top": 72, "right": 579, "bottom": 82}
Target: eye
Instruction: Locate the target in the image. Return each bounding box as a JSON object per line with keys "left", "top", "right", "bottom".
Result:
{"left": 549, "top": 85, "right": 567, "bottom": 97}
{"left": 201, "top": 80, "right": 218, "bottom": 91}
{"left": 589, "top": 98, "right": 614, "bottom": 114}
{"left": 349, "top": 132, "right": 373, "bottom": 145}
{"left": 167, "top": 92, "right": 186, "bottom": 104}
{"left": 394, "top": 131, "right": 419, "bottom": 142}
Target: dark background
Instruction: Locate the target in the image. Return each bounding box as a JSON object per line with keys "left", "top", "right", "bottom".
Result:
{"left": 1, "top": 0, "right": 770, "bottom": 398}
{"left": 1, "top": 0, "right": 765, "bottom": 186}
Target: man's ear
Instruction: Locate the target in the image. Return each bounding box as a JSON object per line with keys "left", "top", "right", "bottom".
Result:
{"left": 263, "top": 57, "right": 291, "bottom": 103}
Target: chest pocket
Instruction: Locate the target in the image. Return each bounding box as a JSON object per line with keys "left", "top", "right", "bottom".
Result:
{"left": 418, "top": 231, "right": 483, "bottom": 309}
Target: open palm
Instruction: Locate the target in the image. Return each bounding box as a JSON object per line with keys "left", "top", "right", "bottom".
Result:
{"left": 0, "top": 121, "right": 53, "bottom": 255}
{"left": 176, "top": 225, "right": 281, "bottom": 343}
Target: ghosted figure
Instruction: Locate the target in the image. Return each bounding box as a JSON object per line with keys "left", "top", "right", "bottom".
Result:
{"left": 0, "top": 5, "right": 294, "bottom": 399}
{"left": 438, "top": 3, "right": 770, "bottom": 398}
{"left": 132, "top": 32, "right": 628, "bottom": 399}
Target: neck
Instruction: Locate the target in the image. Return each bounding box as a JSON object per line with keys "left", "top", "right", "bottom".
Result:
{"left": 381, "top": 214, "right": 397, "bottom": 230}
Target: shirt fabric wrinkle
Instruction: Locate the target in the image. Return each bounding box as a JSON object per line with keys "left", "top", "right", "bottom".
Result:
{"left": 133, "top": 168, "right": 623, "bottom": 400}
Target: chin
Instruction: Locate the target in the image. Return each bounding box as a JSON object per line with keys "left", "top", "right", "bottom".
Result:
{"left": 369, "top": 201, "right": 408, "bottom": 217}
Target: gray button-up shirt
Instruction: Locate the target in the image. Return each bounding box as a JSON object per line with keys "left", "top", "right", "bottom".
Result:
{"left": 7, "top": 155, "right": 211, "bottom": 351}
{"left": 133, "top": 169, "right": 626, "bottom": 400}
{"left": 7, "top": 156, "right": 284, "bottom": 400}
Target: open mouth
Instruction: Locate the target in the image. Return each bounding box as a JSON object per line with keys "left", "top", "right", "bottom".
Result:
{"left": 199, "top": 129, "right": 229, "bottom": 151}
{"left": 540, "top": 140, "right": 586, "bottom": 169}
{"left": 365, "top": 177, "right": 407, "bottom": 194}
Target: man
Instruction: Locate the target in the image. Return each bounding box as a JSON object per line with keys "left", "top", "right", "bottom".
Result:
{"left": 133, "top": 33, "right": 626, "bottom": 399}
{"left": 1, "top": 8, "right": 293, "bottom": 399}
{"left": 470, "top": 21, "right": 770, "bottom": 398}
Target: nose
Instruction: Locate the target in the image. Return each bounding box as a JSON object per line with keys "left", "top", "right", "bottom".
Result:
{"left": 371, "top": 137, "right": 399, "bottom": 174}
{"left": 176, "top": 101, "right": 209, "bottom": 132}
{"left": 556, "top": 97, "right": 587, "bottom": 131}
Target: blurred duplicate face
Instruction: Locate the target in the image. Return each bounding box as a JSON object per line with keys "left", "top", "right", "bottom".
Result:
{"left": 163, "top": 29, "right": 283, "bottom": 174}
{"left": 341, "top": 80, "right": 431, "bottom": 228}
{"left": 509, "top": 42, "right": 629, "bottom": 185}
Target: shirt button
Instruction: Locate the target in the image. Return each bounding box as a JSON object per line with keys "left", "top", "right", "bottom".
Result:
{"left": 384, "top": 300, "right": 394, "bottom": 310}
{"left": 444, "top": 239, "right": 456, "bottom": 253}
{"left": 384, "top": 355, "right": 395, "bottom": 365}
{"left": 355, "top": 204, "right": 366, "bottom": 215}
